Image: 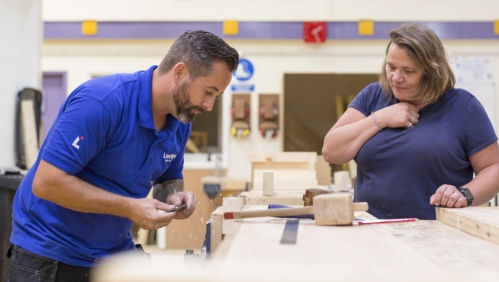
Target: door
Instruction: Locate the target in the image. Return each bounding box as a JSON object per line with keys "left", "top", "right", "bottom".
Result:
{"left": 41, "top": 72, "right": 67, "bottom": 139}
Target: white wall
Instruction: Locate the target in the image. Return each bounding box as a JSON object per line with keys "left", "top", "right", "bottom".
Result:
{"left": 0, "top": 0, "right": 42, "bottom": 167}
{"left": 43, "top": 0, "right": 499, "bottom": 21}
{"left": 41, "top": 0, "right": 499, "bottom": 179}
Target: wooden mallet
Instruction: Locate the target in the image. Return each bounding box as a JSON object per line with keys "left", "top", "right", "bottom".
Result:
{"left": 224, "top": 193, "right": 368, "bottom": 226}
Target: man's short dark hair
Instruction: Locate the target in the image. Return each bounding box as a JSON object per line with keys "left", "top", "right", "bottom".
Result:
{"left": 158, "top": 30, "right": 239, "bottom": 79}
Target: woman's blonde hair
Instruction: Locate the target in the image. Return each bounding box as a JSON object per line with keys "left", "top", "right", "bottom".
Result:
{"left": 379, "top": 23, "right": 455, "bottom": 105}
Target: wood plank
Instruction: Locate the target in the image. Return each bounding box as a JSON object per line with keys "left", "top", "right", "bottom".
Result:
{"left": 21, "top": 100, "right": 39, "bottom": 169}
{"left": 93, "top": 207, "right": 499, "bottom": 281}
{"left": 436, "top": 206, "right": 499, "bottom": 246}
{"left": 240, "top": 189, "right": 306, "bottom": 206}
{"left": 315, "top": 155, "right": 331, "bottom": 185}
{"left": 253, "top": 178, "right": 318, "bottom": 190}
{"left": 210, "top": 206, "right": 223, "bottom": 256}
{"left": 379, "top": 220, "right": 499, "bottom": 280}
{"left": 213, "top": 217, "right": 452, "bottom": 281}
{"left": 222, "top": 197, "right": 244, "bottom": 234}
{"left": 254, "top": 169, "right": 316, "bottom": 180}
{"left": 252, "top": 162, "right": 312, "bottom": 171}
{"left": 247, "top": 152, "right": 316, "bottom": 164}
{"left": 261, "top": 171, "right": 274, "bottom": 196}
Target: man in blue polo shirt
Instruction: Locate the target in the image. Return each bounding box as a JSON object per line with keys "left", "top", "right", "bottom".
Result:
{"left": 6, "top": 30, "right": 239, "bottom": 281}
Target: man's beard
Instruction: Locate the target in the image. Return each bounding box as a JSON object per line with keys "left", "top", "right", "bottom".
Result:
{"left": 172, "top": 81, "right": 205, "bottom": 124}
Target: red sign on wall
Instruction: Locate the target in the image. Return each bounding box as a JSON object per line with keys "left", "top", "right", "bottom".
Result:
{"left": 303, "top": 22, "right": 327, "bottom": 43}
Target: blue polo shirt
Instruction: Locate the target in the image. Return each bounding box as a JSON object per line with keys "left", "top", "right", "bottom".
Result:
{"left": 350, "top": 83, "right": 497, "bottom": 220}
{"left": 11, "top": 66, "right": 191, "bottom": 266}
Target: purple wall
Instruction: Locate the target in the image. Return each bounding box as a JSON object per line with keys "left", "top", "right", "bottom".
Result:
{"left": 44, "top": 21, "right": 499, "bottom": 40}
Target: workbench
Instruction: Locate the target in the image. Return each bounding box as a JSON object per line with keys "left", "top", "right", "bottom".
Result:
{"left": 94, "top": 206, "right": 499, "bottom": 282}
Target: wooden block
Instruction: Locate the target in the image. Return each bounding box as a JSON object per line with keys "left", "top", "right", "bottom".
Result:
{"left": 333, "top": 170, "right": 350, "bottom": 192}
{"left": 240, "top": 190, "right": 305, "bottom": 206}
{"left": 314, "top": 193, "right": 354, "bottom": 225}
{"left": 222, "top": 197, "right": 245, "bottom": 234}
{"left": 253, "top": 162, "right": 312, "bottom": 171}
{"left": 210, "top": 206, "right": 224, "bottom": 256}
{"left": 262, "top": 171, "right": 274, "bottom": 196}
{"left": 248, "top": 152, "right": 318, "bottom": 190}
{"left": 253, "top": 178, "right": 318, "bottom": 190}
{"left": 316, "top": 156, "right": 331, "bottom": 185}
{"left": 436, "top": 207, "right": 499, "bottom": 246}
{"left": 348, "top": 159, "right": 357, "bottom": 179}
{"left": 254, "top": 169, "right": 316, "bottom": 180}
{"left": 21, "top": 100, "right": 39, "bottom": 169}
{"left": 247, "top": 152, "right": 316, "bottom": 164}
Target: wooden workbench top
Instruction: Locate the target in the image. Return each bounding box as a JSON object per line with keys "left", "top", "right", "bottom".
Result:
{"left": 211, "top": 212, "right": 499, "bottom": 281}
{"left": 93, "top": 206, "right": 499, "bottom": 282}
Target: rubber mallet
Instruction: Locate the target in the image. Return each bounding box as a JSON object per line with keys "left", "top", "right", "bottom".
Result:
{"left": 224, "top": 193, "right": 368, "bottom": 226}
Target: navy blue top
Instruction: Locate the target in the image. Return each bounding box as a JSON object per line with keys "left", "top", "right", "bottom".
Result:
{"left": 349, "top": 83, "right": 497, "bottom": 220}
{"left": 11, "top": 66, "right": 191, "bottom": 266}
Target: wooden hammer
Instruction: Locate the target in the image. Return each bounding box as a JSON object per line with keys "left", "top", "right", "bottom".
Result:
{"left": 224, "top": 193, "right": 368, "bottom": 226}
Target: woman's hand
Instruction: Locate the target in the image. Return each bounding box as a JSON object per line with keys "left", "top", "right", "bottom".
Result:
{"left": 430, "top": 184, "right": 467, "bottom": 208}
{"left": 375, "top": 102, "right": 420, "bottom": 129}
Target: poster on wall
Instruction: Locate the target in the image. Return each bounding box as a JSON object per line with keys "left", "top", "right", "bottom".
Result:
{"left": 454, "top": 55, "right": 496, "bottom": 129}
{"left": 454, "top": 55, "right": 494, "bottom": 84}
{"left": 231, "top": 58, "right": 255, "bottom": 93}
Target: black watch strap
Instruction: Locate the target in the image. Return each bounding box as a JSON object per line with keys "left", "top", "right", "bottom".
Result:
{"left": 457, "top": 187, "right": 474, "bottom": 206}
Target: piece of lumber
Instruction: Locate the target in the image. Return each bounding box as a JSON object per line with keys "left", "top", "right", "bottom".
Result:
{"left": 379, "top": 219, "right": 499, "bottom": 281}
{"left": 240, "top": 189, "right": 306, "bottom": 206}
{"left": 214, "top": 215, "right": 452, "bottom": 281}
{"left": 253, "top": 178, "right": 318, "bottom": 190}
{"left": 92, "top": 207, "right": 499, "bottom": 281}
{"left": 247, "top": 152, "right": 316, "bottom": 164}
{"left": 254, "top": 169, "right": 316, "bottom": 180}
{"left": 222, "top": 197, "right": 244, "bottom": 234}
{"left": 436, "top": 206, "right": 499, "bottom": 246}
{"left": 210, "top": 206, "right": 223, "bottom": 256}
{"left": 21, "top": 100, "right": 39, "bottom": 169}
{"left": 315, "top": 156, "right": 331, "bottom": 185}
{"left": 262, "top": 171, "right": 274, "bottom": 196}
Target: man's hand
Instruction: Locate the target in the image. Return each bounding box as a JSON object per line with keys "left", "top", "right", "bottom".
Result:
{"left": 127, "top": 198, "right": 178, "bottom": 230}
{"left": 166, "top": 191, "right": 197, "bottom": 219}
{"left": 429, "top": 184, "right": 467, "bottom": 208}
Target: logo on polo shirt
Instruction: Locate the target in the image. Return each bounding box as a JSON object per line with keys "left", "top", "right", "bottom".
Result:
{"left": 72, "top": 136, "right": 84, "bottom": 149}
{"left": 163, "top": 153, "right": 177, "bottom": 162}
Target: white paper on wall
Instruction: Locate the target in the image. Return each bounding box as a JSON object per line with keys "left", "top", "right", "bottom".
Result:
{"left": 454, "top": 55, "right": 496, "bottom": 130}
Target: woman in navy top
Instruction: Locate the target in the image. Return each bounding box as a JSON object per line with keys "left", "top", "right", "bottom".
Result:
{"left": 323, "top": 23, "right": 499, "bottom": 220}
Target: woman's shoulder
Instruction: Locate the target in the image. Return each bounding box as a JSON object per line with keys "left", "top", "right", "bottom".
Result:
{"left": 444, "top": 87, "right": 476, "bottom": 103}
{"left": 363, "top": 82, "right": 382, "bottom": 92}
{"left": 449, "top": 87, "right": 473, "bottom": 95}
{"left": 356, "top": 82, "right": 385, "bottom": 101}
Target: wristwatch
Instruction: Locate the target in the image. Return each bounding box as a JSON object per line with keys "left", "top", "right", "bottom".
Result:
{"left": 457, "top": 187, "right": 474, "bottom": 206}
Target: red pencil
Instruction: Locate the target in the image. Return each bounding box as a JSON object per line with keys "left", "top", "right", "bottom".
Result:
{"left": 352, "top": 218, "right": 418, "bottom": 225}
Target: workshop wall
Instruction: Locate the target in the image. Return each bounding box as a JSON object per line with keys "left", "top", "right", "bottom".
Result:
{"left": 42, "top": 0, "right": 498, "bottom": 22}
{"left": 41, "top": 0, "right": 499, "bottom": 180}
{"left": 0, "top": 0, "right": 42, "bottom": 167}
